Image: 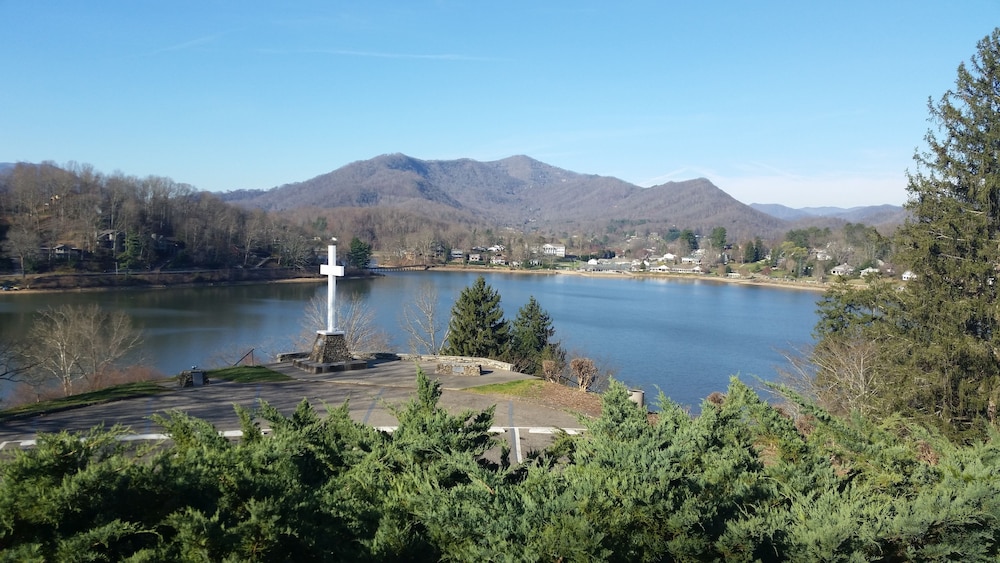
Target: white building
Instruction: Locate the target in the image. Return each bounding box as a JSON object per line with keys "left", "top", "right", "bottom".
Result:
{"left": 541, "top": 243, "right": 566, "bottom": 258}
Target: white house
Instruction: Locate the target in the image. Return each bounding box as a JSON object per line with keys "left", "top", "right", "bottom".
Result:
{"left": 831, "top": 263, "right": 855, "bottom": 277}
{"left": 902, "top": 270, "right": 917, "bottom": 281}
{"left": 541, "top": 243, "right": 566, "bottom": 258}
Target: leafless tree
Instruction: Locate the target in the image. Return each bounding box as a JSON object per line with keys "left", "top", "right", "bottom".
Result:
{"left": 3, "top": 216, "right": 41, "bottom": 275}
{"left": 776, "top": 336, "right": 882, "bottom": 417}
{"left": 0, "top": 338, "right": 34, "bottom": 385}
{"left": 23, "top": 304, "right": 144, "bottom": 396}
{"left": 571, "top": 357, "right": 600, "bottom": 391}
{"left": 400, "top": 283, "right": 443, "bottom": 354}
{"left": 299, "top": 292, "right": 391, "bottom": 357}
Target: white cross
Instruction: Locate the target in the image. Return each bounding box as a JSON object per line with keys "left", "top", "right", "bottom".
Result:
{"left": 318, "top": 243, "right": 345, "bottom": 334}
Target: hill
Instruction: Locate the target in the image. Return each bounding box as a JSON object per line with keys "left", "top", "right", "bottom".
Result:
{"left": 751, "top": 203, "right": 907, "bottom": 230}
{"left": 223, "top": 154, "right": 789, "bottom": 242}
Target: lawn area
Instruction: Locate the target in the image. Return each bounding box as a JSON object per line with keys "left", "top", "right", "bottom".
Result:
{"left": 207, "top": 365, "right": 292, "bottom": 383}
{"left": 464, "top": 379, "right": 546, "bottom": 397}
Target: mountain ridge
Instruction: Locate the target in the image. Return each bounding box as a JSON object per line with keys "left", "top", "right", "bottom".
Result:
{"left": 223, "top": 154, "right": 806, "bottom": 241}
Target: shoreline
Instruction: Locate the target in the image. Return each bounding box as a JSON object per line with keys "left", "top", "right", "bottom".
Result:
{"left": 429, "top": 264, "right": 833, "bottom": 293}
{"left": 0, "top": 269, "right": 374, "bottom": 296}
{"left": 0, "top": 265, "right": 838, "bottom": 296}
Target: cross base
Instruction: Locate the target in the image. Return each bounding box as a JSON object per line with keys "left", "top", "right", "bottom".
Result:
{"left": 309, "top": 332, "right": 351, "bottom": 364}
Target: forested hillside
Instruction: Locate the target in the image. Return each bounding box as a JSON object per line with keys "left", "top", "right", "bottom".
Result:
{"left": 0, "top": 162, "right": 315, "bottom": 275}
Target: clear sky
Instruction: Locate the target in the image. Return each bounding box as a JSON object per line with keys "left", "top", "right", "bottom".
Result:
{"left": 2, "top": 2, "right": 997, "bottom": 208}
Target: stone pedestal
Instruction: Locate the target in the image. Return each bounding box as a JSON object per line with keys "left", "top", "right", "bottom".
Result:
{"left": 310, "top": 331, "right": 350, "bottom": 363}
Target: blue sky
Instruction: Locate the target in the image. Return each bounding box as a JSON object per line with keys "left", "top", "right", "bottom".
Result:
{"left": 2, "top": 2, "right": 997, "bottom": 208}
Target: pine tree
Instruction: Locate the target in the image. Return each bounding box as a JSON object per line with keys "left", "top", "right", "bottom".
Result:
{"left": 507, "top": 296, "right": 558, "bottom": 375}
{"left": 817, "top": 29, "right": 1000, "bottom": 438}
{"left": 441, "top": 276, "right": 510, "bottom": 360}
{"left": 347, "top": 236, "right": 372, "bottom": 269}
{"left": 893, "top": 29, "right": 1000, "bottom": 436}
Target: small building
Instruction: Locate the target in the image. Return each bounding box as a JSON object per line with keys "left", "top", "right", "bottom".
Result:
{"left": 831, "top": 263, "right": 855, "bottom": 277}
{"left": 902, "top": 270, "right": 917, "bottom": 281}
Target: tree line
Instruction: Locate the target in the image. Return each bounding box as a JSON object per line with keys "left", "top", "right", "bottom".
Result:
{"left": 0, "top": 162, "right": 318, "bottom": 274}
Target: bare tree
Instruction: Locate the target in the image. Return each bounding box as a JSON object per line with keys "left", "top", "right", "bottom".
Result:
{"left": 570, "top": 357, "right": 599, "bottom": 391}
{"left": 23, "top": 305, "right": 144, "bottom": 396}
{"left": 299, "top": 293, "right": 391, "bottom": 357}
{"left": 400, "top": 283, "right": 443, "bottom": 354}
{"left": 0, "top": 338, "right": 33, "bottom": 384}
{"left": 2, "top": 216, "right": 41, "bottom": 276}
{"left": 776, "top": 336, "right": 882, "bottom": 417}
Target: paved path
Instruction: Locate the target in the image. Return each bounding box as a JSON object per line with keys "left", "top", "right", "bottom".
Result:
{"left": 0, "top": 359, "right": 588, "bottom": 462}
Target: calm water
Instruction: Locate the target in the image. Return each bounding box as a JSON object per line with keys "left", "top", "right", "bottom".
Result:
{"left": 0, "top": 272, "right": 821, "bottom": 408}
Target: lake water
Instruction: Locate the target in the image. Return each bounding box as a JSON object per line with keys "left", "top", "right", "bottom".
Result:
{"left": 0, "top": 271, "right": 821, "bottom": 408}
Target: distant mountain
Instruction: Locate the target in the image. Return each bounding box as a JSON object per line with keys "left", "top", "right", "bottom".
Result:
{"left": 223, "top": 154, "right": 788, "bottom": 241}
{"left": 0, "top": 163, "right": 14, "bottom": 175}
{"left": 751, "top": 203, "right": 907, "bottom": 229}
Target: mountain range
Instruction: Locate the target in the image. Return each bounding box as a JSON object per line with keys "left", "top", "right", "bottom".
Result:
{"left": 222, "top": 154, "right": 905, "bottom": 241}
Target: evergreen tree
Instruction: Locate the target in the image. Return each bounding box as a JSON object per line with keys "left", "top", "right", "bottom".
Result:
{"left": 507, "top": 296, "right": 558, "bottom": 375}
{"left": 441, "top": 276, "right": 509, "bottom": 359}
{"left": 709, "top": 226, "right": 727, "bottom": 250}
{"left": 347, "top": 236, "right": 372, "bottom": 269}
{"left": 817, "top": 29, "right": 1000, "bottom": 438}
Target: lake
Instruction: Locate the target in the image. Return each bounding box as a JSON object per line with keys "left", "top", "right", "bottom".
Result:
{"left": 0, "top": 271, "right": 822, "bottom": 408}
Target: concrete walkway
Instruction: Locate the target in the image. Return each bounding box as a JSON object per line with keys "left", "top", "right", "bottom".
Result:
{"left": 0, "top": 358, "right": 589, "bottom": 462}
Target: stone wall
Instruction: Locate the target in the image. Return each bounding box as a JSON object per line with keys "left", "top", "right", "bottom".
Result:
{"left": 397, "top": 354, "right": 515, "bottom": 372}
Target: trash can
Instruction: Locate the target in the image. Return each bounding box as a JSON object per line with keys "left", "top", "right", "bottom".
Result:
{"left": 629, "top": 389, "right": 645, "bottom": 409}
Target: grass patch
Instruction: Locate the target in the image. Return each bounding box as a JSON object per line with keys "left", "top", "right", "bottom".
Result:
{"left": 465, "top": 378, "right": 544, "bottom": 398}
{"left": 208, "top": 365, "right": 291, "bottom": 383}
{"left": 0, "top": 381, "right": 169, "bottom": 422}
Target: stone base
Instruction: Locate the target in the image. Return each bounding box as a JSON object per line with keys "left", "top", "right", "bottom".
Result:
{"left": 310, "top": 332, "right": 350, "bottom": 363}
{"left": 292, "top": 357, "right": 369, "bottom": 374}
{"left": 435, "top": 363, "right": 482, "bottom": 376}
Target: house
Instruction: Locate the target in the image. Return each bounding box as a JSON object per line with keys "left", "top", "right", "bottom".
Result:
{"left": 813, "top": 249, "right": 832, "bottom": 261}
{"left": 902, "top": 270, "right": 917, "bottom": 281}
{"left": 831, "top": 263, "right": 855, "bottom": 277}
{"left": 450, "top": 249, "right": 465, "bottom": 260}
{"left": 860, "top": 267, "right": 880, "bottom": 277}
{"left": 468, "top": 253, "right": 483, "bottom": 262}
{"left": 541, "top": 243, "right": 566, "bottom": 258}
{"left": 487, "top": 244, "right": 505, "bottom": 253}
{"left": 490, "top": 255, "right": 507, "bottom": 266}
{"left": 96, "top": 229, "right": 123, "bottom": 250}
{"left": 46, "top": 244, "right": 83, "bottom": 260}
